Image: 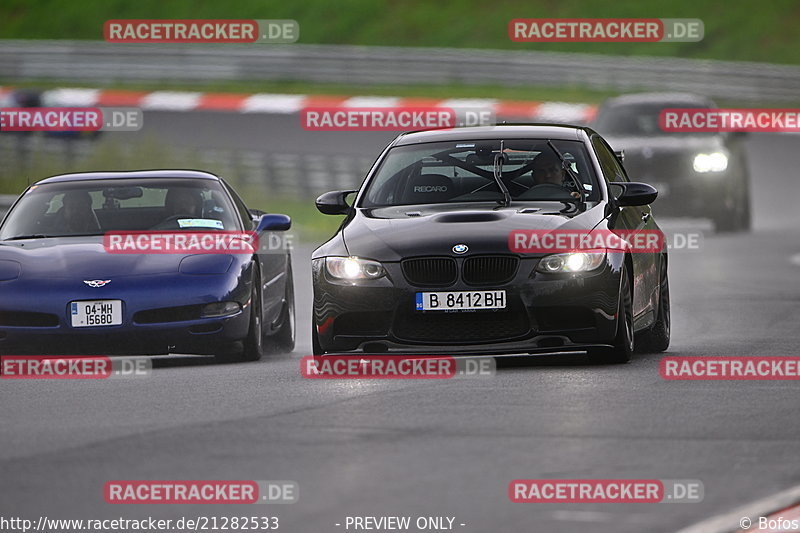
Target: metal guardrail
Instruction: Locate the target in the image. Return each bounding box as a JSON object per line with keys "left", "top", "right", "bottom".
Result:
{"left": 0, "top": 135, "right": 372, "bottom": 200}
{"left": 1, "top": 40, "right": 800, "bottom": 102}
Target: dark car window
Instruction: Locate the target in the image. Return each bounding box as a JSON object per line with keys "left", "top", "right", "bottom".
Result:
{"left": 0, "top": 178, "right": 240, "bottom": 239}
{"left": 360, "top": 139, "right": 600, "bottom": 208}
{"left": 592, "top": 136, "right": 628, "bottom": 184}
{"left": 221, "top": 180, "right": 256, "bottom": 230}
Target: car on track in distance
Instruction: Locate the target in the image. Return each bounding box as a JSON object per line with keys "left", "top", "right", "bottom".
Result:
{"left": 0, "top": 170, "right": 295, "bottom": 361}
{"left": 311, "top": 124, "right": 670, "bottom": 364}
{"left": 592, "top": 92, "right": 751, "bottom": 232}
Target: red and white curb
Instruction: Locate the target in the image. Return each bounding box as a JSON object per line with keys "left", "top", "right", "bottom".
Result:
{"left": 0, "top": 87, "right": 597, "bottom": 123}
{"left": 676, "top": 484, "right": 800, "bottom": 533}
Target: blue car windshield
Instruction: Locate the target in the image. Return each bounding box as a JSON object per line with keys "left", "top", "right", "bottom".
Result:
{"left": 0, "top": 178, "right": 241, "bottom": 240}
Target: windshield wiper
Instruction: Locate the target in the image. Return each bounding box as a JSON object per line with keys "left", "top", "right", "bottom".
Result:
{"left": 547, "top": 140, "right": 587, "bottom": 210}
{"left": 4, "top": 234, "right": 50, "bottom": 241}
{"left": 492, "top": 140, "right": 512, "bottom": 207}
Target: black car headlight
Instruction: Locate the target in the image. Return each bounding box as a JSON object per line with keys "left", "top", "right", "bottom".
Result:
{"left": 535, "top": 251, "right": 606, "bottom": 273}
{"left": 325, "top": 256, "right": 385, "bottom": 280}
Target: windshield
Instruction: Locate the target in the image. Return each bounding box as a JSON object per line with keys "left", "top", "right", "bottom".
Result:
{"left": 0, "top": 178, "right": 240, "bottom": 240}
{"left": 360, "top": 139, "right": 599, "bottom": 208}
{"left": 594, "top": 102, "right": 713, "bottom": 136}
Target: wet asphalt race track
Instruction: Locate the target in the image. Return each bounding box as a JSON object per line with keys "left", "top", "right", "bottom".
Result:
{"left": 1, "top": 112, "right": 800, "bottom": 532}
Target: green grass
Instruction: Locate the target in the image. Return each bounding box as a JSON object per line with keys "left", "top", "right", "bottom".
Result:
{"left": 3, "top": 0, "right": 800, "bottom": 64}
{"left": 240, "top": 190, "right": 344, "bottom": 246}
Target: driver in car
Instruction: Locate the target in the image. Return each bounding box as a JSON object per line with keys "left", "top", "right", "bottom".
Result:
{"left": 530, "top": 152, "right": 582, "bottom": 199}
{"left": 164, "top": 188, "right": 204, "bottom": 218}
{"left": 58, "top": 191, "right": 101, "bottom": 233}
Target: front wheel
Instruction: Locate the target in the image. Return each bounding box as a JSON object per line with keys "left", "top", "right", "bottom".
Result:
{"left": 264, "top": 265, "right": 296, "bottom": 354}
{"left": 589, "top": 266, "right": 633, "bottom": 364}
{"left": 636, "top": 258, "right": 670, "bottom": 353}
{"left": 240, "top": 281, "right": 264, "bottom": 362}
{"left": 312, "top": 323, "right": 323, "bottom": 356}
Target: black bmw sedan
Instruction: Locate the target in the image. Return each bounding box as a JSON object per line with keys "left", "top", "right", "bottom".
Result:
{"left": 312, "top": 125, "right": 670, "bottom": 363}
{"left": 593, "top": 92, "right": 751, "bottom": 232}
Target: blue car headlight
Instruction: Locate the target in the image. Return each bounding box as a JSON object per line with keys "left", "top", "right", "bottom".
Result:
{"left": 0, "top": 260, "right": 21, "bottom": 281}
{"left": 201, "top": 301, "right": 241, "bottom": 318}
{"left": 179, "top": 255, "right": 234, "bottom": 275}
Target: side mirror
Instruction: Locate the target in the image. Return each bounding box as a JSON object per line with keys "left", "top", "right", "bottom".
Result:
{"left": 255, "top": 214, "right": 291, "bottom": 232}
{"left": 609, "top": 182, "right": 658, "bottom": 207}
{"left": 316, "top": 190, "right": 356, "bottom": 215}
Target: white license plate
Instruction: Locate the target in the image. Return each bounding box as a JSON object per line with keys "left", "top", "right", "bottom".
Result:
{"left": 416, "top": 290, "right": 506, "bottom": 311}
{"left": 70, "top": 300, "right": 122, "bottom": 327}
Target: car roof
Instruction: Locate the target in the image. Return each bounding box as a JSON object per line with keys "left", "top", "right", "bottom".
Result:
{"left": 35, "top": 170, "right": 221, "bottom": 185}
{"left": 601, "top": 92, "right": 716, "bottom": 107}
{"left": 393, "top": 124, "right": 586, "bottom": 146}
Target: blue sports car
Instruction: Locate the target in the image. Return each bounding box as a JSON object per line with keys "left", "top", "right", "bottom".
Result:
{"left": 0, "top": 170, "right": 295, "bottom": 361}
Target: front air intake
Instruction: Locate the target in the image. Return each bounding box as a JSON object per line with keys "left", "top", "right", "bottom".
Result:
{"left": 401, "top": 257, "right": 457, "bottom": 286}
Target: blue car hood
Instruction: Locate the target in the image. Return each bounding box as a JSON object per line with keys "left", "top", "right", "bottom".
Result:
{"left": 0, "top": 237, "right": 182, "bottom": 279}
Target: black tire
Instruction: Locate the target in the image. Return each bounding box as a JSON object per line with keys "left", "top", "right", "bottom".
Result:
{"left": 589, "top": 266, "right": 634, "bottom": 364}
{"left": 264, "top": 265, "right": 296, "bottom": 354}
{"left": 636, "top": 257, "right": 670, "bottom": 353}
{"left": 712, "top": 202, "right": 737, "bottom": 233}
{"left": 241, "top": 278, "right": 264, "bottom": 362}
{"left": 312, "top": 323, "right": 323, "bottom": 356}
{"left": 736, "top": 187, "right": 752, "bottom": 232}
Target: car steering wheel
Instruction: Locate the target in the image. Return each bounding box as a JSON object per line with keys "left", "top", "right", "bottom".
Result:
{"left": 520, "top": 183, "right": 574, "bottom": 199}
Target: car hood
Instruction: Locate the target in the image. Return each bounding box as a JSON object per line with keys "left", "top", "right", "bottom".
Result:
{"left": 0, "top": 237, "right": 188, "bottom": 279}
{"left": 341, "top": 202, "right": 605, "bottom": 261}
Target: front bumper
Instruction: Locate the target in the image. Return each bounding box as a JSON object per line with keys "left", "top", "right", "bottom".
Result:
{"left": 312, "top": 254, "right": 624, "bottom": 355}
{"left": 0, "top": 273, "right": 251, "bottom": 356}
{"left": 623, "top": 158, "right": 743, "bottom": 217}
{"left": 0, "top": 316, "right": 249, "bottom": 356}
